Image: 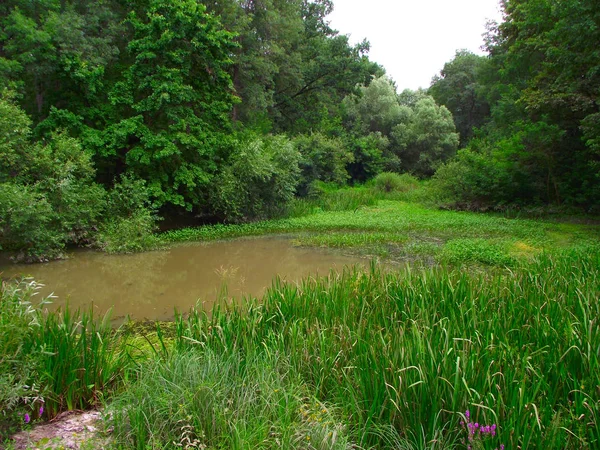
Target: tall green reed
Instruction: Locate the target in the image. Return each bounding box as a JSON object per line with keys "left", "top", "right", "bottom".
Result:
{"left": 0, "top": 278, "right": 128, "bottom": 426}
{"left": 172, "top": 249, "right": 600, "bottom": 448}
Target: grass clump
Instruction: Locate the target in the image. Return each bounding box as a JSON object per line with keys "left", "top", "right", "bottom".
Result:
{"left": 0, "top": 279, "right": 128, "bottom": 440}
{"left": 369, "top": 172, "right": 419, "bottom": 193}
{"left": 441, "top": 238, "right": 516, "bottom": 266}
{"left": 107, "top": 349, "right": 353, "bottom": 450}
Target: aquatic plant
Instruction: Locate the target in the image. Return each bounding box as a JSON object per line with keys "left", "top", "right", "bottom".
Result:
{"left": 164, "top": 248, "right": 600, "bottom": 448}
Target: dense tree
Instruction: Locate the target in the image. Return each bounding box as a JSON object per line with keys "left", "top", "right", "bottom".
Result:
{"left": 343, "top": 76, "right": 405, "bottom": 136}
{"left": 294, "top": 132, "right": 353, "bottom": 195}
{"left": 210, "top": 134, "right": 301, "bottom": 222}
{"left": 429, "top": 50, "right": 490, "bottom": 145}
{"left": 392, "top": 97, "right": 459, "bottom": 177}
{"left": 343, "top": 77, "right": 459, "bottom": 178}
{"left": 434, "top": 0, "right": 600, "bottom": 208}
{"left": 102, "top": 0, "right": 237, "bottom": 209}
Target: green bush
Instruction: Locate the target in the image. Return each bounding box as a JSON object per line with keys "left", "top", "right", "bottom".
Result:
{"left": 106, "top": 175, "right": 156, "bottom": 219}
{"left": 210, "top": 134, "right": 301, "bottom": 222}
{"left": 0, "top": 183, "right": 65, "bottom": 261}
{"left": 0, "top": 95, "right": 108, "bottom": 259}
{"left": 370, "top": 172, "right": 419, "bottom": 193}
{"left": 294, "top": 132, "right": 353, "bottom": 196}
{"left": 97, "top": 208, "right": 160, "bottom": 254}
{"left": 431, "top": 147, "right": 510, "bottom": 209}
{"left": 94, "top": 175, "right": 160, "bottom": 253}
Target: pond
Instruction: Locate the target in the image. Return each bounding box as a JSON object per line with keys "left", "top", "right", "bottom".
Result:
{"left": 0, "top": 236, "right": 366, "bottom": 321}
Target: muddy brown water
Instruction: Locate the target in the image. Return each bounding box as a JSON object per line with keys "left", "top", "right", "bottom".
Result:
{"left": 0, "top": 236, "right": 366, "bottom": 322}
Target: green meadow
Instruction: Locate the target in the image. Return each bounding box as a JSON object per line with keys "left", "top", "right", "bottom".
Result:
{"left": 3, "top": 189, "right": 599, "bottom": 449}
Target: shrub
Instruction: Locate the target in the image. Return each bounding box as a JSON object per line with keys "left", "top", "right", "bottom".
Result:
{"left": 370, "top": 172, "right": 419, "bottom": 193}
{"left": 97, "top": 208, "right": 160, "bottom": 254}
{"left": 0, "top": 95, "right": 108, "bottom": 259}
{"left": 106, "top": 175, "right": 156, "bottom": 219}
{"left": 210, "top": 134, "right": 301, "bottom": 222}
{"left": 431, "top": 147, "right": 510, "bottom": 209}
{"left": 294, "top": 132, "right": 353, "bottom": 196}
{"left": 0, "top": 183, "right": 64, "bottom": 262}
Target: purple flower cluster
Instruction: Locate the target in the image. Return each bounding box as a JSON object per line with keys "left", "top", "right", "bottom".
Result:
{"left": 467, "top": 421, "right": 497, "bottom": 436}
{"left": 23, "top": 405, "right": 44, "bottom": 424}
{"left": 460, "top": 410, "right": 504, "bottom": 450}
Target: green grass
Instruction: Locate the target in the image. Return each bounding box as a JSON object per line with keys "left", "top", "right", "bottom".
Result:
{"left": 0, "top": 279, "right": 129, "bottom": 440}
{"left": 162, "top": 200, "right": 599, "bottom": 267}
{"left": 4, "top": 189, "right": 600, "bottom": 448}
{"left": 107, "top": 350, "right": 354, "bottom": 449}
{"left": 105, "top": 247, "right": 600, "bottom": 449}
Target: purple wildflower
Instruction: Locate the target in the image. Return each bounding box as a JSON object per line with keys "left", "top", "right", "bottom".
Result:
{"left": 465, "top": 410, "right": 470, "bottom": 419}
{"left": 39, "top": 406, "right": 44, "bottom": 416}
{"left": 24, "top": 413, "right": 30, "bottom": 423}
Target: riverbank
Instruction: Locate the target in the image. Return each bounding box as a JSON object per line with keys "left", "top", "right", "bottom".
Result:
{"left": 162, "top": 198, "right": 600, "bottom": 268}
{"left": 2, "top": 197, "right": 600, "bottom": 448}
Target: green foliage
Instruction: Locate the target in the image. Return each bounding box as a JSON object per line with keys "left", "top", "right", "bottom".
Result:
{"left": 369, "top": 172, "right": 419, "bottom": 193}
{"left": 433, "top": 120, "right": 569, "bottom": 208}
{"left": 97, "top": 175, "right": 160, "bottom": 253}
{"left": 343, "top": 76, "right": 405, "bottom": 136}
{"left": 392, "top": 96, "right": 459, "bottom": 177}
{"left": 0, "top": 183, "right": 64, "bottom": 261}
{"left": 444, "top": 0, "right": 600, "bottom": 208}
{"left": 0, "top": 90, "right": 32, "bottom": 183}
{"left": 106, "top": 175, "right": 154, "bottom": 219}
{"left": 108, "top": 349, "right": 353, "bottom": 449}
{"left": 345, "top": 132, "right": 392, "bottom": 183}
{"left": 429, "top": 50, "right": 491, "bottom": 145}
{"left": 0, "top": 279, "right": 48, "bottom": 439}
{"left": 0, "top": 279, "right": 127, "bottom": 439}
{"left": 97, "top": 209, "right": 159, "bottom": 254}
{"left": 105, "top": 0, "right": 237, "bottom": 209}
{"left": 431, "top": 147, "right": 510, "bottom": 208}
{"left": 37, "top": 306, "right": 125, "bottom": 417}
{"left": 167, "top": 247, "right": 600, "bottom": 448}
{"left": 210, "top": 134, "right": 301, "bottom": 222}
{"left": 342, "top": 78, "right": 459, "bottom": 178}
{"left": 0, "top": 95, "right": 108, "bottom": 260}
{"left": 294, "top": 132, "right": 353, "bottom": 196}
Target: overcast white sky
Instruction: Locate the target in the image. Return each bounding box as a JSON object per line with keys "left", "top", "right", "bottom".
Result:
{"left": 327, "top": 0, "right": 503, "bottom": 91}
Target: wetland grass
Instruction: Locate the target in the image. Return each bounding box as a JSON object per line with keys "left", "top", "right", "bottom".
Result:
{"left": 4, "top": 195, "right": 600, "bottom": 448}
{"left": 0, "top": 279, "right": 128, "bottom": 438}
{"left": 109, "top": 248, "right": 600, "bottom": 449}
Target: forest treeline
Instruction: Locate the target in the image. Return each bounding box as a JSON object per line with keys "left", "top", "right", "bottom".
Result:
{"left": 1, "top": 0, "right": 599, "bottom": 260}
